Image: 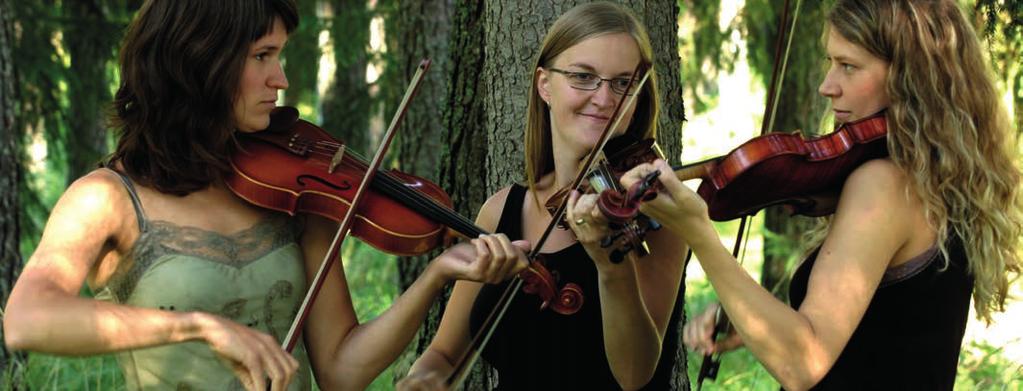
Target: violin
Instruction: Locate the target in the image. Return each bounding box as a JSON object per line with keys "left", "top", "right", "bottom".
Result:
{"left": 543, "top": 134, "right": 665, "bottom": 263}
{"left": 673, "top": 110, "right": 888, "bottom": 221}
{"left": 228, "top": 106, "right": 455, "bottom": 255}
{"left": 685, "top": 110, "right": 888, "bottom": 389}
{"left": 226, "top": 106, "right": 584, "bottom": 314}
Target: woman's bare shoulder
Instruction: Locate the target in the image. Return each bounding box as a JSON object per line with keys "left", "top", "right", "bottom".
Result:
{"left": 476, "top": 185, "right": 516, "bottom": 231}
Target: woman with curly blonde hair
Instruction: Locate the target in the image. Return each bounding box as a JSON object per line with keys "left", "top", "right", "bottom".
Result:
{"left": 622, "top": 0, "right": 1021, "bottom": 389}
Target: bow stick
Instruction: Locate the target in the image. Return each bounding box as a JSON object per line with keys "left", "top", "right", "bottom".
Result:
{"left": 695, "top": 0, "right": 802, "bottom": 388}
{"left": 279, "top": 59, "right": 432, "bottom": 354}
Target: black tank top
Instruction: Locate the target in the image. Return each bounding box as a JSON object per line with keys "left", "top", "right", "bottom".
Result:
{"left": 469, "top": 184, "right": 681, "bottom": 390}
{"left": 788, "top": 237, "right": 973, "bottom": 390}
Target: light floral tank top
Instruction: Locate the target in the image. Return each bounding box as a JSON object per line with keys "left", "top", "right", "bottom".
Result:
{"left": 94, "top": 169, "right": 312, "bottom": 390}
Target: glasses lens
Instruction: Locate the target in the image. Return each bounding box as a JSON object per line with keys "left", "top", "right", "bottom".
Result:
{"left": 611, "top": 78, "right": 637, "bottom": 95}
{"left": 567, "top": 73, "right": 599, "bottom": 90}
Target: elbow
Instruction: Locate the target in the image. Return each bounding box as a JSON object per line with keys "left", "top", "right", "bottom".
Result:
{"left": 4, "top": 304, "right": 35, "bottom": 351}
{"left": 618, "top": 373, "right": 657, "bottom": 391}
{"left": 774, "top": 362, "right": 827, "bottom": 391}
{"left": 613, "top": 357, "right": 659, "bottom": 391}
{"left": 779, "top": 377, "right": 819, "bottom": 391}
{"left": 316, "top": 366, "right": 374, "bottom": 391}
{"left": 3, "top": 322, "right": 27, "bottom": 352}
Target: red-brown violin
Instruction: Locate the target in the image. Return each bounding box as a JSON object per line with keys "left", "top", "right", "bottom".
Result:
{"left": 674, "top": 110, "right": 888, "bottom": 221}
{"left": 226, "top": 106, "right": 585, "bottom": 315}
{"left": 687, "top": 111, "right": 888, "bottom": 389}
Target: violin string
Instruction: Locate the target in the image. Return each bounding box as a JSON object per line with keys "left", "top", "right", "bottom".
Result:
{"left": 373, "top": 173, "right": 483, "bottom": 236}
{"left": 306, "top": 144, "right": 479, "bottom": 229}
{"left": 279, "top": 136, "right": 482, "bottom": 236}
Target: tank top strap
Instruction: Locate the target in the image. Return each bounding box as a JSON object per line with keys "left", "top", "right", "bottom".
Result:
{"left": 495, "top": 183, "right": 528, "bottom": 241}
{"left": 103, "top": 168, "right": 148, "bottom": 232}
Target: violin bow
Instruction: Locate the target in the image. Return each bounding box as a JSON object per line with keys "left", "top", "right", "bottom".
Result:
{"left": 694, "top": 0, "right": 802, "bottom": 388}
{"left": 279, "top": 59, "right": 432, "bottom": 354}
{"left": 445, "top": 63, "right": 652, "bottom": 390}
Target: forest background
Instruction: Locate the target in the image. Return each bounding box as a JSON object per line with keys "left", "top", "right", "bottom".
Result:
{"left": 0, "top": 0, "right": 1020, "bottom": 390}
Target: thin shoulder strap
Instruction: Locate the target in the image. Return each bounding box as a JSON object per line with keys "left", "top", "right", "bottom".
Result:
{"left": 104, "top": 168, "right": 148, "bottom": 232}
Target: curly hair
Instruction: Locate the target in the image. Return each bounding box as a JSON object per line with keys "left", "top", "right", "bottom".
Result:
{"left": 827, "top": 0, "right": 1022, "bottom": 322}
{"left": 108, "top": 0, "right": 298, "bottom": 195}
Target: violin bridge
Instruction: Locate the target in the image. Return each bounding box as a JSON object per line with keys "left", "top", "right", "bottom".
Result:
{"left": 329, "top": 144, "right": 346, "bottom": 174}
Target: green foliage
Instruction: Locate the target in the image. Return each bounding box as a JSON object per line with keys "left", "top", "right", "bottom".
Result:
{"left": 11, "top": 0, "right": 68, "bottom": 257}
{"left": 956, "top": 340, "right": 1023, "bottom": 390}
{"left": 684, "top": 279, "right": 781, "bottom": 391}
{"left": 976, "top": 0, "right": 1022, "bottom": 43}
{"left": 283, "top": 0, "right": 322, "bottom": 114}
{"left": 678, "top": 0, "right": 740, "bottom": 114}
{"left": 974, "top": 0, "right": 1023, "bottom": 135}
{"left": 11, "top": 354, "right": 124, "bottom": 391}
{"left": 342, "top": 239, "right": 401, "bottom": 390}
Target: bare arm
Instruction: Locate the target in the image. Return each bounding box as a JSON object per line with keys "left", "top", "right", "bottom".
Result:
{"left": 623, "top": 159, "right": 922, "bottom": 391}
{"left": 3, "top": 170, "right": 300, "bottom": 391}
{"left": 301, "top": 187, "right": 527, "bottom": 390}
{"left": 398, "top": 187, "right": 513, "bottom": 389}
{"left": 567, "top": 191, "right": 687, "bottom": 390}
{"left": 4, "top": 170, "right": 205, "bottom": 353}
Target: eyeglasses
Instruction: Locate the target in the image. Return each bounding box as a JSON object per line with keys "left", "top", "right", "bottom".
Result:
{"left": 546, "top": 68, "right": 639, "bottom": 96}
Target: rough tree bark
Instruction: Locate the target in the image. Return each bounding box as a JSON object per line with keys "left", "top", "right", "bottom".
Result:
{"left": 1, "top": 0, "right": 26, "bottom": 377}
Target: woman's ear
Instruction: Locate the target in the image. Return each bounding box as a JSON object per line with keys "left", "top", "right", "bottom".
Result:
{"left": 536, "top": 67, "right": 551, "bottom": 104}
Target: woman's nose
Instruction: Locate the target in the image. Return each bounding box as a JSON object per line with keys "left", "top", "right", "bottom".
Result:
{"left": 269, "top": 64, "right": 289, "bottom": 90}
{"left": 818, "top": 71, "right": 840, "bottom": 98}
{"left": 589, "top": 81, "right": 616, "bottom": 108}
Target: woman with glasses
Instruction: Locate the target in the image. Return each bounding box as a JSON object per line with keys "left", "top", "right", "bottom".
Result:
{"left": 398, "top": 2, "right": 686, "bottom": 390}
{"left": 622, "top": 0, "right": 1021, "bottom": 389}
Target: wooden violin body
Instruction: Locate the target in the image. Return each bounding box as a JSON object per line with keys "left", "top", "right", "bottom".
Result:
{"left": 227, "top": 107, "right": 453, "bottom": 255}
{"left": 227, "top": 106, "right": 583, "bottom": 314}
{"left": 676, "top": 111, "right": 888, "bottom": 221}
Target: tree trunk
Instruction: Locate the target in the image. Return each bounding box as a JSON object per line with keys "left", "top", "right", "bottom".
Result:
{"left": 744, "top": 0, "right": 832, "bottom": 299}
{"left": 385, "top": 0, "right": 466, "bottom": 385}
{"left": 389, "top": 0, "right": 686, "bottom": 388}
{"left": 1, "top": 0, "right": 26, "bottom": 377}
{"left": 64, "top": 0, "right": 115, "bottom": 184}
{"left": 321, "top": 0, "right": 371, "bottom": 151}
{"left": 283, "top": 0, "right": 321, "bottom": 115}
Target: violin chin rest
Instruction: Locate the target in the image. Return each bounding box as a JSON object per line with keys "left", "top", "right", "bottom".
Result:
{"left": 266, "top": 106, "right": 300, "bottom": 132}
{"left": 783, "top": 191, "right": 840, "bottom": 217}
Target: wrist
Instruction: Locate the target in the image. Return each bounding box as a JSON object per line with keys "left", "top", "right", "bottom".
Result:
{"left": 421, "top": 260, "right": 451, "bottom": 292}
{"left": 595, "top": 255, "right": 637, "bottom": 283}
{"left": 681, "top": 218, "right": 721, "bottom": 251}
{"left": 184, "top": 311, "right": 216, "bottom": 344}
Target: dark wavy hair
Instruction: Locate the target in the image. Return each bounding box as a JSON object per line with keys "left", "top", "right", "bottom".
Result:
{"left": 107, "top": 0, "right": 298, "bottom": 195}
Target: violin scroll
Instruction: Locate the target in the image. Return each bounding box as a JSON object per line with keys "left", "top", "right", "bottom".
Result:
{"left": 519, "top": 257, "right": 584, "bottom": 315}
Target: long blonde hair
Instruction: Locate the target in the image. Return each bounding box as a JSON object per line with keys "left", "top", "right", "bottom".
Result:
{"left": 524, "top": 1, "right": 660, "bottom": 200}
{"left": 827, "top": 0, "right": 1022, "bottom": 322}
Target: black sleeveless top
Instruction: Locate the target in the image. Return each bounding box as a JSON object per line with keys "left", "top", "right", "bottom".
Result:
{"left": 788, "top": 237, "right": 973, "bottom": 390}
{"left": 469, "top": 184, "right": 682, "bottom": 390}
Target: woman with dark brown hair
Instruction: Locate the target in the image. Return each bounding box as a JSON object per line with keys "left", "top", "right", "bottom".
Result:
{"left": 2, "top": 1, "right": 527, "bottom": 390}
